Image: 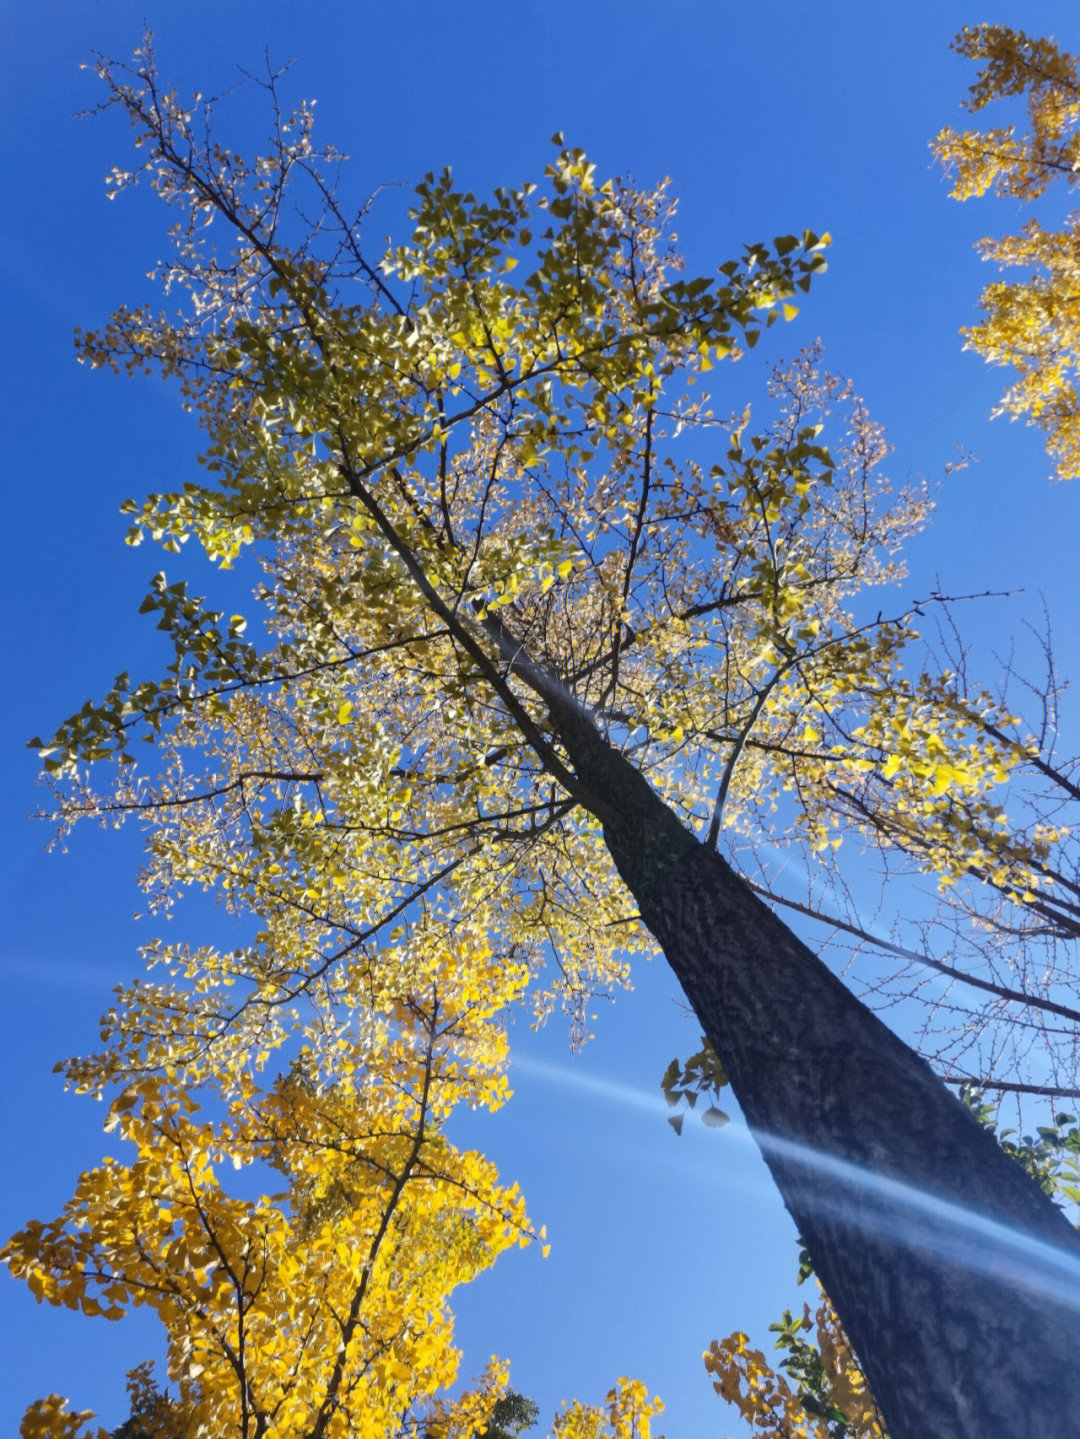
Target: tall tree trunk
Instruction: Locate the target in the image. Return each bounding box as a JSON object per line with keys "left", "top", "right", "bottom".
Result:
{"left": 554, "top": 705, "right": 1080, "bottom": 1438}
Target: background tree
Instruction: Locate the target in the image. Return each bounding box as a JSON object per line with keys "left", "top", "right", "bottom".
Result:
{"left": 473, "top": 1392, "right": 540, "bottom": 1439}
{"left": 7, "top": 37, "right": 1080, "bottom": 1439}
{"left": 108, "top": 1365, "right": 186, "bottom": 1439}
{"left": 934, "top": 23, "right": 1080, "bottom": 479}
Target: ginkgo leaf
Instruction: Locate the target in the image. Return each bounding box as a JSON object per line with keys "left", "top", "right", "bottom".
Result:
{"left": 702, "top": 1107, "right": 730, "bottom": 1128}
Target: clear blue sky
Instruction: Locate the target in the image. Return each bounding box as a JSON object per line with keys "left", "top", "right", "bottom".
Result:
{"left": 3, "top": 3, "right": 1079, "bottom": 1435}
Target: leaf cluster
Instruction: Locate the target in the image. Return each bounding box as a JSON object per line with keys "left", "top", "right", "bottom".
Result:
{"left": 660, "top": 1036, "right": 729, "bottom": 1135}
{"left": 934, "top": 25, "right": 1080, "bottom": 478}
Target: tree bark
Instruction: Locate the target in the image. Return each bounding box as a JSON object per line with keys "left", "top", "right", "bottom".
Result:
{"left": 555, "top": 708, "right": 1080, "bottom": 1438}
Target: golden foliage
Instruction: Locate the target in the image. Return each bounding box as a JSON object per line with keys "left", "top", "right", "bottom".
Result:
{"left": 4, "top": 941, "right": 532, "bottom": 1437}
{"left": 934, "top": 25, "right": 1080, "bottom": 478}
{"left": 18, "top": 1396, "right": 106, "bottom": 1439}
{"left": 704, "top": 1288, "right": 885, "bottom": 1438}
{"left": 552, "top": 1379, "right": 664, "bottom": 1439}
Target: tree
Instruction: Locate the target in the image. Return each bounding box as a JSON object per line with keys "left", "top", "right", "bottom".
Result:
{"left": 10, "top": 941, "right": 532, "bottom": 1438}
{"left": 549, "top": 1379, "right": 663, "bottom": 1439}
{"left": 472, "top": 1392, "right": 540, "bottom": 1439}
{"left": 108, "top": 1365, "right": 186, "bottom": 1439}
{"left": 934, "top": 24, "right": 1080, "bottom": 479}
{"left": 705, "top": 1100, "right": 1080, "bottom": 1436}
{"left": 105, "top": 1374, "right": 539, "bottom": 1439}
{"left": 7, "top": 38, "right": 1080, "bottom": 1438}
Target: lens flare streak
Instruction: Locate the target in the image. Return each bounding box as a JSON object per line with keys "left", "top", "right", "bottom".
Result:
{"left": 512, "top": 1052, "right": 1080, "bottom": 1310}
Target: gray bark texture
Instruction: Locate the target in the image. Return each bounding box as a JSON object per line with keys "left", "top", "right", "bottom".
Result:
{"left": 554, "top": 706, "right": 1080, "bottom": 1439}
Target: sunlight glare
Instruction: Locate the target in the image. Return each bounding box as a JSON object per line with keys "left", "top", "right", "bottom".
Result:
{"left": 513, "top": 1052, "right": 1080, "bottom": 1311}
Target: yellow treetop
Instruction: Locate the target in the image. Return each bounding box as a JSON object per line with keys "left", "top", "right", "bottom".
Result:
{"left": 934, "top": 25, "right": 1080, "bottom": 478}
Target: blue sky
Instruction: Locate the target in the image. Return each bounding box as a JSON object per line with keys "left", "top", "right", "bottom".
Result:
{"left": 3, "top": 3, "right": 1080, "bottom": 1435}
